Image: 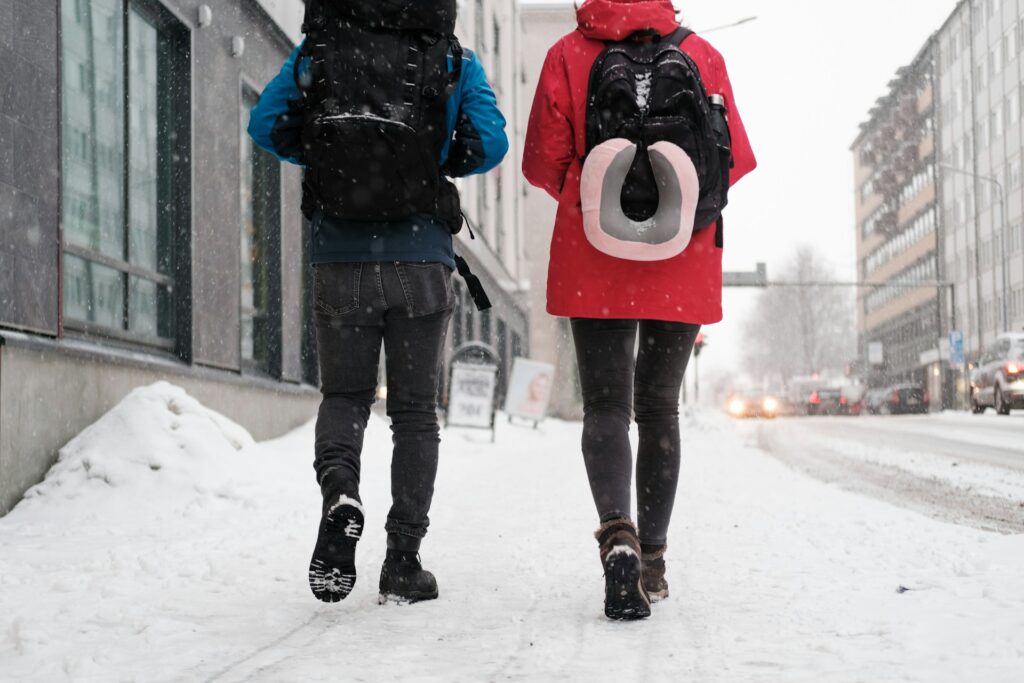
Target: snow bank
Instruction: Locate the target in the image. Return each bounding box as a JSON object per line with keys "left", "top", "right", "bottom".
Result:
{"left": 19, "top": 382, "right": 254, "bottom": 513}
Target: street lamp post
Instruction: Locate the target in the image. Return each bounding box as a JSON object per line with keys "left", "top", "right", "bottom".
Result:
{"left": 697, "top": 16, "right": 758, "bottom": 35}
{"left": 940, "top": 164, "right": 1010, "bottom": 334}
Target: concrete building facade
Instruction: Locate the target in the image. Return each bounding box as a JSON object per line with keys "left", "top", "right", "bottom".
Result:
{"left": 0, "top": 0, "right": 528, "bottom": 515}
{"left": 447, "top": 0, "right": 531, "bottom": 401}
{"left": 516, "top": 2, "right": 583, "bottom": 419}
{"left": 852, "top": 42, "right": 947, "bottom": 405}
{"left": 853, "top": 0, "right": 1024, "bottom": 407}
{"left": 934, "top": 0, "right": 1024, "bottom": 361}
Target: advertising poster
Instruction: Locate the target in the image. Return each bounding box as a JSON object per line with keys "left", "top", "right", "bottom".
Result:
{"left": 504, "top": 359, "right": 555, "bottom": 422}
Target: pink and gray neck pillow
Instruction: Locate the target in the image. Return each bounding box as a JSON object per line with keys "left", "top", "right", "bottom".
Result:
{"left": 580, "top": 139, "right": 699, "bottom": 262}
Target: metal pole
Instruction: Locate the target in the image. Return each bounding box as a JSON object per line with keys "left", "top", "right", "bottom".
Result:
{"left": 694, "top": 354, "right": 700, "bottom": 404}
{"left": 697, "top": 16, "right": 758, "bottom": 34}
{"left": 996, "top": 179, "right": 1009, "bottom": 332}
{"left": 940, "top": 164, "right": 1008, "bottom": 332}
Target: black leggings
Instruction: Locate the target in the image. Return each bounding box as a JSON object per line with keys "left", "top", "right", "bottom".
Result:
{"left": 571, "top": 318, "right": 701, "bottom": 547}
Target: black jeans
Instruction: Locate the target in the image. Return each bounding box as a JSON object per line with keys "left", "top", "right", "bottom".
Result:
{"left": 314, "top": 261, "right": 454, "bottom": 551}
{"left": 570, "top": 318, "right": 701, "bottom": 547}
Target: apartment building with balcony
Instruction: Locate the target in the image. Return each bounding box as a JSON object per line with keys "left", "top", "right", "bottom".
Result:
{"left": 852, "top": 41, "right": 947, "bottom": 405}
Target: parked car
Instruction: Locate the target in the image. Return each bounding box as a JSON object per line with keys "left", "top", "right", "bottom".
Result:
{"left": 970, "top": 333, "right": 1024, "bottom": 415}
{"left": 878, "top": 383, "right": 929, "bottom": 415}
{"left": 805, "top": 387, "right": 843, "bottom": 416}
{"left": 863, "top": 388, "right": 889, "bottom": 415}
{"left": 727, "top": 392, "right": 780, "bottom": 419}
{"left": 838, "top": 385, "right": 867, "bottom": 416}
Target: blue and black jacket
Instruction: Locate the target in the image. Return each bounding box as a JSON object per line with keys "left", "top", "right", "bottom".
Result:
{"left": 248, "top": 43, "right": 509, "bottom": 269}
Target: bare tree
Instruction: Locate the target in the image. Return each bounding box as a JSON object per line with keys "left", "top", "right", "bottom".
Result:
{"left": 744, "top": 246, "right": 856, "bottom": 385}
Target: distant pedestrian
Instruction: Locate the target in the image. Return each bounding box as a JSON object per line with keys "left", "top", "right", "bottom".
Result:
{"left": 249, "top": 0, "right": 508, "bottom": 604}
{"left": 523, "top": 0, "right": 755, "bottom": 619}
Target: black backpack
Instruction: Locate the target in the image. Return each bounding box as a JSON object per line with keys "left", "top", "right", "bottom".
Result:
{"left": 584, "top": 28, "right": 732, "bottom": 242}
{"left": 295, "top": 0, "right": 464, "bottom": 233}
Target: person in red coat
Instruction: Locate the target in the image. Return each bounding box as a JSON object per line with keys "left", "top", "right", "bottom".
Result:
{"left": 523, "top": 0, "right": 756, "bottom": 619}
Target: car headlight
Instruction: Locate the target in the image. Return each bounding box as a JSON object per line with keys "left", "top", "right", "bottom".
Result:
{"left": 763, "top": 397, "right": 779, "bottom": 413}
{"left": 729, "top": 399, "right": 746, "bottom": 415}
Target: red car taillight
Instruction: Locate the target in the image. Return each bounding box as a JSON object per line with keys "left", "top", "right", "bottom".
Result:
{"left": 891, "top": 391, "right": 900, "bottom": 403}
{"left": 839, "top": 396, "right": 849, "bottom": 405}
{"left": 809, "top": 391, "right": 821, "bottom": 405}
{"left": 1005, "top": 362, "right": 1024, "bottom": 379}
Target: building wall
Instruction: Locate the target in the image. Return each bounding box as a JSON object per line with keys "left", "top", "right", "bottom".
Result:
{"left": 0, "top": 2, "right": 61, "bottom": 336}
{"left": 517, "top": 3, "right": 582, "bottom": 419}
{"left": 935, "top": 0, "right": 1024, "bottom": 360}
{"left": 0, "top": 0, "right": 315, "bottom": 516}
{"left": 437, "top": 0, "right": 531, "bottom": 406}
{"left": 852, "top": 41, "right": 945, "bottom": 401}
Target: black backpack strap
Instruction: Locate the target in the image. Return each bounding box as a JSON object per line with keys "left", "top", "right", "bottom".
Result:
{"left": 447, "top": 35, "right": 464, "bottom": 96}
{"left": 454, "top": 255, "right": 492, "bottom": 311}
{"left": 665, "top": 27, "right": 694, "bottom": 44}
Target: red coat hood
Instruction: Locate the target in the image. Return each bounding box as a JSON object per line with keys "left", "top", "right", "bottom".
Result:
{"left": 576, "top": 0, "right": 680, "bottom": 41}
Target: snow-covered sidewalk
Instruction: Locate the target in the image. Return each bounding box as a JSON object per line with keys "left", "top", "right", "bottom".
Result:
{"left": 1, "top": 383, "right": 1022, "bottom": 682}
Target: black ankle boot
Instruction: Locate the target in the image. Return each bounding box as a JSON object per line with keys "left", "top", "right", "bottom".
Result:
{"left": 308, "top": 477, "right": 364, "bottom": 603}
{"left": 378, "top": 549, "right": 439, "bottom": 604}
{"left": 596, "top": 518, "right": 651, "bottom": 620}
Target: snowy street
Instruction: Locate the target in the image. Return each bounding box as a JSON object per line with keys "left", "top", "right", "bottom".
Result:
{"left": 2, "top": 384, "right": 1024, "bottom": 682}
{"left": 754, "top": 415, "right": 1024, "bottom": 534}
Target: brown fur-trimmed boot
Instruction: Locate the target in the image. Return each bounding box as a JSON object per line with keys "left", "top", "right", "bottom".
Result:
{"left": 641, "top": 545, "right": 669, "bottom": 603}
{"left": 595, "top": 518, "right": 651, "bottom": 620}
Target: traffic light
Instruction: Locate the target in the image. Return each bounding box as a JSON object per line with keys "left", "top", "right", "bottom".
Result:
{"left": 694, "top": 333, "right": 706, "bottom": 357}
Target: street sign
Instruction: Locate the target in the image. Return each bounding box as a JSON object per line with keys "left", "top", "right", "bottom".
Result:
{"left": 868, "top": 342, "right": 884, "bottom": 366}
{"left": 949, "top": 330, "right": 965, "bottom": 367}
{"left": 448, "top": 362, "right": 497, "bottom": 429}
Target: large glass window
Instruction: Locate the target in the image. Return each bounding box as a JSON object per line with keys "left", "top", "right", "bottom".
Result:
{"left": 60, "top": 0, "right": 189, "bottom": 348}
{"left": 240, "top": 87, "right": 282, "bottom": 375}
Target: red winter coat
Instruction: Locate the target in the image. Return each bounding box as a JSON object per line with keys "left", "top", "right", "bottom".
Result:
{"left": 523, "top": 0, "right": 756, "bottom": 324}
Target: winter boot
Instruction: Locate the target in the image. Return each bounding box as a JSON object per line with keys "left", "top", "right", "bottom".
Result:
{"left": 641, "top": 544, "right": 669, "bottom": 603}
{"left": 308, "top": 476, "right": 364, "bottom": 603}
{"left": 596, "top": 518, "right": 651, "bottom": 620}
{"left": 378, "top": 549, "right": 439, "bottom": 604}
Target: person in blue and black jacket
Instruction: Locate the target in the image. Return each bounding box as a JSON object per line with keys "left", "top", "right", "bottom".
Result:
{"left": 248, "top": 0, "right": 508, "bottom": 606}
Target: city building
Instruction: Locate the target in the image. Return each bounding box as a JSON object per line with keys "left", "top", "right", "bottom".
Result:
{"left": 517, "top": 2, "right": 583, "bottom": 419}
{"left": 448, "top": 0, "right": 530, "bottom": 402}
{"left": 934, "top": 0, "right": 1024, "bottom": 363}
{"left": 0, "top": 0, "right": 527, "bottom": 515}
{"left": 852, "top": 41, "right": 947, "bottom": 406}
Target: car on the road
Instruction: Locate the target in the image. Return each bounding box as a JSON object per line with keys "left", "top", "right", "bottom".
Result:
{"left": 805, "top": 387, "right": 843, "bottom": 416}
{"left": 727, "top": 392, "right": 780, "bottom": 419}
{"left": 877, "top": 383, "right": 929, "bottom": 415}
{"left": 838, "top": 385, "right": 867, "bottom": 416}
{"left": 970, "top": 333, "right": 1024, "bottom": 415}
{"left": 863, "top": 388, "right": 889, "bottom": 415}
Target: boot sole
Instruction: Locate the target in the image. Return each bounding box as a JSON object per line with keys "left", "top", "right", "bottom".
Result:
{"left": 308, "top": 499, "right": 364, "bottom": 603}
{"left": 604, "top": 550, "right": 651, "bottom": 620}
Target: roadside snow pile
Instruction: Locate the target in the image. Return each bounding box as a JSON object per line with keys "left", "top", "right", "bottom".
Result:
{"left": 19, "top": 382, "right": 254, "bottom": 513}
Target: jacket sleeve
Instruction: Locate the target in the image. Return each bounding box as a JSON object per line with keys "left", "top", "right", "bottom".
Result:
{"left": 522, "top": 42, "right": 576, "bottom": 201}
{"left": 442, "top": 50, "right": 509, "bottom": 177}
{"left": 711, "top": 51, "right": 756, "bottom": 186}
{"left": 247, "top": 42, "right": 307, "bottom": 166}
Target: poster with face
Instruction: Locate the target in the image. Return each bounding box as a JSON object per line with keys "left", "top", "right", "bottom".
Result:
{"left": 504, "top": 359, "right": 555, "bottom": 421}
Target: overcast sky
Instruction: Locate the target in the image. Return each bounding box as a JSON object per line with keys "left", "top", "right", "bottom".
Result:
{"left": 521, "top": 0, "right": 963, "bottom": 390}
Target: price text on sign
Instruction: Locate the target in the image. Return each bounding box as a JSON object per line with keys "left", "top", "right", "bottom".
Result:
{"left": 448, "top": 363, "right": 497, "bottom": 429}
